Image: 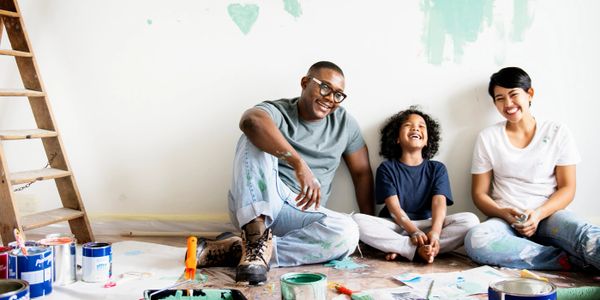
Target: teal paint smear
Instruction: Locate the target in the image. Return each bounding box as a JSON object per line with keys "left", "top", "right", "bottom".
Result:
{"left": 511, "top": 0, "right": 534, "bottom": 42}
{"left": 324, "top": 257, "right": 367, "bottom": 270}
{"left": 258, "top": 169, "right": 267, "bottom": 192}
{"left": 227, "top": 3, "right": 260, "bottom": 35}
{"left": 421, "top": 0, "right": 494, "bottom": 65}
{"left": 302, "top": 253, "right": 324, "bottom": 261}
{"left": 283, "top": 0, "right": 302, "bottom": 18}
{"left": 146, "top": 19, "right": 153, "bottom": 25}
{"left": 319, "top": 240, "right": 333, "bottom": 250}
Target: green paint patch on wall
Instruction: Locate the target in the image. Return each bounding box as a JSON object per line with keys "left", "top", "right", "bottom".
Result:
{"left": 228, "top": 3, "right": 260, "bottom": 35}
{"left": 421, "top": 0, "right": 494, "bottom": 65}
{"left": 511, "top": 0, "right": 534, "bottom": 42}
{"left": 283, "top": 0, "right": 302, "bottom": 18}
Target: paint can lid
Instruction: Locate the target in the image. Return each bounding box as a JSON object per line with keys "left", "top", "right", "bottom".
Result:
{"left": 39, "top": 236, "right": 74, "bottom": 246}
{"left": 280, "top": 272, "right": 327, "bottom": 285}
{"left": 0, "top": 279, "right": 29, "bottom": 296}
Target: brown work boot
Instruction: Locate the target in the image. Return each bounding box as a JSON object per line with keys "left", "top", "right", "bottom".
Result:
{"left": 235, "top": 219, "right": 273, "bottom": 285}
{"left": 194, "top": 232, "right": 242, "bottom": 267}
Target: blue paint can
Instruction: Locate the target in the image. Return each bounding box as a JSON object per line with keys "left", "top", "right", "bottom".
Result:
{"left": 489, "top": 278, "right": 557, "bottom": 300}
{"left": 82, "top": 242, "right": 112, "bottom": 282}
{"left": 0, "top": 279, "right": 29, "bottom": 300}
{"left": 8, "top": 246, "right": 53, "bottom": 298}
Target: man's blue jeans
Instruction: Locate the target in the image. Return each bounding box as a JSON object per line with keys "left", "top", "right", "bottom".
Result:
{"left": 465, "top": 210, "right": 599, "bottom": 270}
{"left": 227, "top": 135, "right": 359, "bottom": 267}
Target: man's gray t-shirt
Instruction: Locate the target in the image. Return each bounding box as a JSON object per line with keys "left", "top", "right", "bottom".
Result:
{"left": 256, "top": 98, "right": 365, "bottom": 204}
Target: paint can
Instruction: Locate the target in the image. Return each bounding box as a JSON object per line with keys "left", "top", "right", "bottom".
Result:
{"left": 280, "top": 272, "right": 327, "bottom": 300}
{"left": 8, "top": 246, "right": 53, "bottom": 298}
{"left": 489, "top": 278, "right": 557, "bottom": 300}
{"left": 7, "top": 241, "right": 39, "bottom": 250}
{"left": 82, "top": 242, "right": 112, "bottom": 282}
{"left": 39, "top": 233, "right": 77, "bottom": 285}
{"left": 0, "top": 247, "right": 11, "bottom": 279}
{"left": 0, "top": 279, "right": 29, "bottom": 300}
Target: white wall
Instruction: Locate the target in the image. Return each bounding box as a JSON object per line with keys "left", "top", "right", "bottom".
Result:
{"left": 1, "top": 0, "right": 599, "bottom": 225}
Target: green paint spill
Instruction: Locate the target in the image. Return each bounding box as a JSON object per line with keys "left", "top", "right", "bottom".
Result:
{"left": 283, "top": 0, "right": 302, "bottom": 18}
{"left": 511, "top": 0, "right": 534, "bottom": 42}
{"left": 227, "top": 3, "right": 260, "bottom": 35}
{"left": 146, "top": 19, "right": 153, "bottom": 25}
{"left": 421, "top": 0, "right": 494, "bottom": 64}
{"left": 324, "top": 257, "right": 367, "bottom": 270}
{"left": 159, "top": 289, "right": 237, "bottom": 300}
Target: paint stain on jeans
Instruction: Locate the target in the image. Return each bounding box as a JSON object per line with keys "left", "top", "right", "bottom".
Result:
{"left": 258, "top": 169, "right": 267, "bottom": 192}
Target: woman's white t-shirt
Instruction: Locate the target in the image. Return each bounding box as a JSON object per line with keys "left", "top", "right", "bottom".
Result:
{"left": 471, "top": 120, "right": 581, "bottom": 211}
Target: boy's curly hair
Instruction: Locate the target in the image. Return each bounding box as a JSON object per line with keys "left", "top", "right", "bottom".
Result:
{"left": 379, "top": 106, "right": 441, "bottom": 160}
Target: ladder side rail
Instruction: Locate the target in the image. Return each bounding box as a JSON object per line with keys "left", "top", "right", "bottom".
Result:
{"left": 0, "top": 142, "right": 22, "bottom": 245}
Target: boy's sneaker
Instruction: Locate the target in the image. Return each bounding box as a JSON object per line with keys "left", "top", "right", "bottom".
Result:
{"left": 235, "top": 220, "right": 273, "bottom": 285}
{"left": 195, "top": 232, "right": 242, "bottom": 267}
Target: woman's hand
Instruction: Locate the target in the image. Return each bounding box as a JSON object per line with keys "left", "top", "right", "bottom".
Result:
{"left": 513, "top": 209, "right": 541, "bottom": 237}
{"left": 409, "top": 230, "right": 428, "bottom": 246}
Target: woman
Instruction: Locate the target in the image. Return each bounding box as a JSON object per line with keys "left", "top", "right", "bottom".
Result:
{"left": 464, "top": 67, "right": 599, "bottom": 270}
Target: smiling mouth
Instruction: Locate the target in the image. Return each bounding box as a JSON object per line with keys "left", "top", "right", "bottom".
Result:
{"left": 505, "top": 106, "right": 520, "bottom": 115}
{"left": 409, "top": 133, "right": 422, "bottom": 140}
{"left": 316, "top": 100, "right": 332, "bottom": 110}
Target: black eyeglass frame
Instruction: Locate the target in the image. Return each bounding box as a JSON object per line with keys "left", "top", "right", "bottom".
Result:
{"left": 309, "top": 77, "right": 347, "bottom": 103}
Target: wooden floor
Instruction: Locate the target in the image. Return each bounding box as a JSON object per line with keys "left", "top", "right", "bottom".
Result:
{"left": 9, "top": 230, "right": 600, "bottom": 299}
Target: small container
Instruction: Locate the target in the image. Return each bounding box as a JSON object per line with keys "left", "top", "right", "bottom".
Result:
{"left": 489, "top": 278, "right": 557, "bottom": 300}
{"left": 280, "top": 272, "right": 327, "bottom": 300}
{"left": 39, "top": 233, "right": 77, "bottom": 285}
{"left": 82, "top": 242, "right": 112, "bottom": 282}
{"left": 0, "top": 279, "right": 29, "bottom": 300}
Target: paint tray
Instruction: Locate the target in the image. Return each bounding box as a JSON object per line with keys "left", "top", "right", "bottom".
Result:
{"left": 143, "top": 288, "right": 247, "bottom": 300}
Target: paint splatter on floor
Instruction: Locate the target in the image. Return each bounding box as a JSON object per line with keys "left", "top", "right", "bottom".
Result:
{"left": 324, "top": 257, "right": 368, "bottom": 270}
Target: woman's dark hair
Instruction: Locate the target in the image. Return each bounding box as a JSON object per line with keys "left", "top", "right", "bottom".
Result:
{"left": 488, "top": 67, "right": 532, "bottom": 98}
{"left": 379, "top": 106, "right": 441, "bottom": 160}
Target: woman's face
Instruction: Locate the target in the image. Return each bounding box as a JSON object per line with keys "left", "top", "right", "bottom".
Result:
{"left": 492, "top": 86, "right": 534, "bottom": 123}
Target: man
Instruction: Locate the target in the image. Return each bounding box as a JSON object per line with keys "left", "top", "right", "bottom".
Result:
{"left": 197, "top": 61, "right": 374, "bottom": 285}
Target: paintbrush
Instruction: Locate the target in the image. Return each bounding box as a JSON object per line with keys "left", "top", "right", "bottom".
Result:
{"left": 13, "top": 228, "right": 28, "bottom": 256}
{"left": 185, "top": 236, "right": 198, "bottom": 280}
{"left": 331, "top": 283, "right": 374, "bottom": 300}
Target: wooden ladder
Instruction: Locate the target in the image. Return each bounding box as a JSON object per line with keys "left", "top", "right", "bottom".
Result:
{"left": 0, "top": 0, "right": 94, "bottom": 245}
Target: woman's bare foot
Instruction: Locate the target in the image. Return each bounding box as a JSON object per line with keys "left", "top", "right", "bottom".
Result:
{"left": 417, "top": 245, "right": 434, "bottom": 263}
{"left": 385, "top": 253, "right": 399, "bottom": 261}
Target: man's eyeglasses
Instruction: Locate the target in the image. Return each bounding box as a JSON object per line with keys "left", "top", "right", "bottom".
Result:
{"left": 310, "top": 77, "right": 347, "bottom": 103}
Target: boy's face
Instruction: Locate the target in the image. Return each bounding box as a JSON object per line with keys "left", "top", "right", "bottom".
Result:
{"left": 397, "top": 114, "right": 428, "bottom": 152}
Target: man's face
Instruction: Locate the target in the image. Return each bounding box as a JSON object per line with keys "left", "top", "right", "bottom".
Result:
{"left": 298, "top": 68, "right": 345, "bottom": 121}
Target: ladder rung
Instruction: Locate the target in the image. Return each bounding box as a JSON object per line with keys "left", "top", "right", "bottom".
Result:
{"left": 0, "top": 89, "right": 45, "bottom": 97}
{"left": 0, "top": 129, "right": 57, "bottom": 140}
{"left": 0, "top": 49, "right": 32, "bottom": 57}
{"left": 10, "top": 168, "right": 71, "bottom": 185}
{"left": 0, "top": 9, "right": 19, "bottom": 17}
{"left": 21, "top": 208, "right": 85, "bottom": 231}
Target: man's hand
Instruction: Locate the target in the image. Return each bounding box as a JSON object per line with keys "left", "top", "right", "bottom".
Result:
{"left": 512, "top": 209, "right": 541, "bottom": 237}
{"left": 293, "top": 160, "right": 322, "bottom": 210}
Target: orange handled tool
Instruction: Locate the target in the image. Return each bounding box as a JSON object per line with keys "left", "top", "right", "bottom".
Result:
{"left": 185, "top": 236, "right": 197, "bottom": 280}
{"left": 13, "top": 228, "right": 28, "bottom": 256}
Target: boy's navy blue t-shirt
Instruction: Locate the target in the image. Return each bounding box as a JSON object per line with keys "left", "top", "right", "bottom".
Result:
{"left": 376, "top": 159, "right": 453, "bottom": 220}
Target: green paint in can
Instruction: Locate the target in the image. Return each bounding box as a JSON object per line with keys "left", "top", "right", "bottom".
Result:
{"left": 280, "top": 272, "right": 327, "bottom": 300}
